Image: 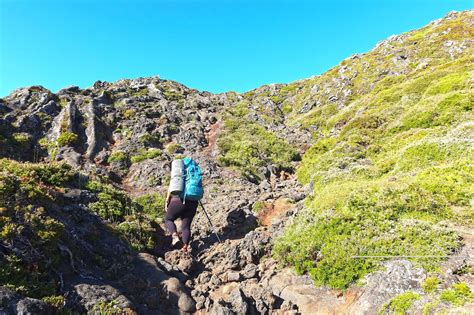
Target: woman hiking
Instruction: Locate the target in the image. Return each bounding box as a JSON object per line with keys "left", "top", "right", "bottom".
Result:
{"left": 164, "top": 191, "right": 198, "bottom": 252}
{"left": 164, "top": 157, "right": 203, "bottom": 252}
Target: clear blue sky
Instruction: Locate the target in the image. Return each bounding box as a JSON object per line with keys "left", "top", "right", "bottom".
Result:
{"left": 0, "top": 0, "right": 472, "bottom": 97}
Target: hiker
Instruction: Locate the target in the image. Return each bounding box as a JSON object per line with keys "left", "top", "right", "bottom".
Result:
{"left": 165, "top": 192, "right": 198, "bottom": 252}
{"left": 164, "top": 157, "right": 203, "bottom": 252}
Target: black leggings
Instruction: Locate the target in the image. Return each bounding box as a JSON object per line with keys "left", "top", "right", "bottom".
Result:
{"left": 165, "top": 196, "right": 198, "bottom": 245}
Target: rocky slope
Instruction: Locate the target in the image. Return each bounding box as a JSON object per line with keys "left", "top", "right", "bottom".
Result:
{"left": 1, "top": 10, "right": 473, "bottom": 314}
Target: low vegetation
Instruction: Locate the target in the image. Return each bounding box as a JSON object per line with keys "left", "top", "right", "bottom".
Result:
{"left": 38, "top": 131, "right": 79, "bottom": 160}
{"left": 85, "top": 180, "right": 165, "bottom": 251}
{"left": 379, "top": 291, "right": 420, "bottom": 315}
{"left": 274, "top": 11, "right": 473, "bottom": 289}
{"left": 422, "top": 277, "right": 441, "bottom": 294}
{"left": 217, "top": 102, "right": 299, "bottom": 182}
{"left": 108, "top": 150, "right": 129, "bottom": 164}
{"left": 252, "top": 201, "right": 265, "bottom": 213}
{"left": 418, "top": 281, "right": 474, "bottom": 313}
{"left": 0, "top": 159, "right": 74, "bottom": 297}
{"left": 130, "top": 148, "right": 162, "bottom": 164}
{"left": 439, "top": 282, "right": 474, "bottom": 306}
{"left": 0, "top": 158, "right": 165, "bottom": 299}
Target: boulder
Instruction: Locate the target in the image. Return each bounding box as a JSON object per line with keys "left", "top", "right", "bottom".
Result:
{"left": 16, "top": 298, "right": 54, "bottom": 315}
{"left": 73, "top": 284, "right": 133, "bottom": 312}
{"left": 164, "top": 250, "right": 196, "bottom": 274}
{"left": 242, "top": 263, "right": 259, "bottom": 280}
{"left": 210, "top": 302, "right": 234, "bottom": 315}
{"left": 142, "top": 288, "right": 161, "bottom": 310}
{"left": 0, "top": 287, "right": 19, "bottom": 315}
{"left": 0, "top": 287, "right": 54, "bottom": 315}
{"left": 162, "top": 277, "right": 196, "bottom": 313}
{"left": 348, "top": 260, "right": 426, "bottom": 314}
{"left": 227, "top": 288, "right": 254, "bottom": 315}
{"left": 132, "top": 253, "right": 168, "bottom": 287}
{"left": 227, "top": 271, "right": 241, "bottom": 282}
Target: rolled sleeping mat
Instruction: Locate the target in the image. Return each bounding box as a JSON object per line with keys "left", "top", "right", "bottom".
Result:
{"left": 169, "top": 176, "right": 184, "bottom": 194}
{"left": 171, "top": 159, "right": 184, "bottom": 178}
{"left": 169, "top": 159, "right": 185, "bottom": 194}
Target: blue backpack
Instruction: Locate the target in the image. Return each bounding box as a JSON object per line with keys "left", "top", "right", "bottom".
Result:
{"left": 180, "top": 157, "right": 204, "bottom": 201}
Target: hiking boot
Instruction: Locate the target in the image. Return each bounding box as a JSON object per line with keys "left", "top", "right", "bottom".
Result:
{"left": 171, "top": 233, "right": 181, "bottom": 247}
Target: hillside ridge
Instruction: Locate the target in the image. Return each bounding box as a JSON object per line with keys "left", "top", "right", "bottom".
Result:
{"left": 0, "top": 10, "right": 473, "bottom": 314}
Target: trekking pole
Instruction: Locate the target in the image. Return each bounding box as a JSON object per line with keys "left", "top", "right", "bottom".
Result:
{"left": 199, "top": 201, "right": 222, "bottom": 243}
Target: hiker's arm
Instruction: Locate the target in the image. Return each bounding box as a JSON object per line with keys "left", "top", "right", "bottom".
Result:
{"left": 166, "top": 191, "right": 171, "bottom": 207}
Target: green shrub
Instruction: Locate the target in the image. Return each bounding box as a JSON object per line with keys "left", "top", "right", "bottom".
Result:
{"left": 296, "top": 137, "right": 336, "bottom": 184}
{"left": 422, "top": 301, "right": 439, "bottom": 315}
{"left": 86, "top": 181, "right": 133, "bottom": 222}
{"left": 38, "top": 137, "right": 51, "bottom": 148}
{"left": 218, "top": 119, "right": 298, "bottom": 182}
{"left": 0, "top": 254, "right": 57, "bottom": 298}
{"left": 440, "top": 282, "right": 474, "bottom": 306}
{"left": 92, "top": 300, "right": 123, "bottom": 315}
{"left": 123, "top": 109, "right": 135, "bottom": 119}
{"left": 252, "top": 201, "right": 265, "bottom": 213}
{"left": 133, "top": 193, "right": 165, "bottom": 220}
{"left": 397, "top": 142, "right": 466, "bottom": 172}
{"left": 139, "top": 134, "right": 162, "bottom": 145}
{"left": 270, "top": 95, "right": 284, "bottom": 104}
{"left": 422, "top": 277, "right": 440, "bottom": 294}
{"left": 0, "top": 161, "right": 71, "bottom": 298}
{"left": 85, "top": 179, "right": 160, "bottom": 250}
{"left": 56, "top": 131, "right": 78, "bottom": 147}
{"left": 400, "top": 92, "right": 472, "bottom": 129}
{"left": 379, "top": 292, "right": 420, "bottom": 315}
{"left": 163, "top": 90, "right": 184, "bottom": 101}
{"left": 89, "top": 192, "right": 129, "bottom": 222}
{"left": 0, "top": 172, "right": 19, "bottom": 207}
{"left": 273, "top": 181, "right": 460, "bottom": 289}
{"left": 131, "top": 148, "right": 162, "bottom": 164}
{"left": 128, "top": 87, "right": 149, "bottom": 98}
{"left": 12, "top": 132, "right": 31, "bottom": 144}
{"left": 280, "top": 84, "right": 297, "bottom": 95}
{"left": 58, "top": 97, "right": 68, "bottom": 108}
{"left": 281, "top": 101, "right": 293, "bottom": 115}
{"left": 108, "top": 151, "right": 129, "bottom": 164}
{"left": 0, "top": 159, "right": 74, "bottom": 189}
{"left": 42, "top": 295, "right": 65, "bottom": 310}
{"left": 229, "top": 100, "right": 250, "bottom": 117}
{"left": 166, "top": 142, "right": 182, "bottom": 155}
{"left": 116, "top": 219, "right": 154, "bottom": 251}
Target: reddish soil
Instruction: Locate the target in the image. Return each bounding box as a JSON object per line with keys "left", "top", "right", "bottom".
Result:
{"left": 257, "top": 198, "right": 295, "bottom": 226}
{"left": 204, "top": 121, "right": 222, "bottom": 157}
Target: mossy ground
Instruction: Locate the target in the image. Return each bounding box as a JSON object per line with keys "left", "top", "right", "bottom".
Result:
{"left": 379, "top": 291, "right": 421, "bottom": 315}
{"left": 419, "top": 281, "right": 474, "bottom": 313}
{"left": 439, "top": 282, "right": 474, "bottom": 306}
{"left": 273, "top": 11, "right": 473, "bottom": 289}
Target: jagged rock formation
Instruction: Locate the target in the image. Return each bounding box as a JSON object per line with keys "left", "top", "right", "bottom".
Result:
{"left": 1, "top": 10, "right": 473, "bottom": 314}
